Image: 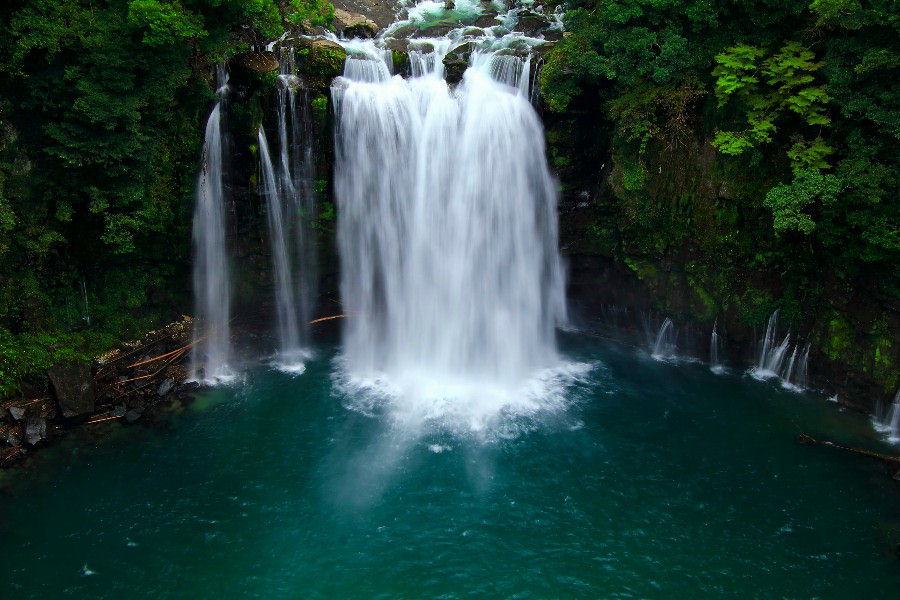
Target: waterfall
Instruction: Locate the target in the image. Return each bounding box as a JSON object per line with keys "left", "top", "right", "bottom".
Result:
{"left": 190, "top": 68, "right": 233, "bottom": 383}
{"left": 259, "top": 126, "right": 304, "bottom": 370}
{"left": 81, "top": 280, "right": 91, "bottom": 327}
{"left": 332, "top": 46, "right": 568, "bottom": 416}
{"left": 794, "top": 343, "right": 810, "bottom": 388}
{"left": 752, "top": 310, "right": 811, "bottom": 390}
{"left": 756, "top": 311, "right": 792, "bottom": 375}
{"left": 651, "top": 318, "right": 676, "bottom": 360}
{"left": 281, "top": 51, "right": 318, "bottom": 336}
{"left": 710, "top": 323, "right": 724, "bottom": 374}
{"left": 875, "top": 389, "right": 900, "bottom": 444}
{"left": 254, "top": 48, "right": 319, "bottom": 371}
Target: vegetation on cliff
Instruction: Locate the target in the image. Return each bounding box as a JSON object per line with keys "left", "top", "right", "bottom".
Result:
{"left": 541, "top": 0, "right": 898, "bottom": 394}
{"left": 0, "top": 0, "right": 333, "bottom": 397}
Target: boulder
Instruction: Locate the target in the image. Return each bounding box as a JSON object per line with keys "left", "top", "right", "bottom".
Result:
{"left": 124, "top": 408, "right": 144, "bottom": 424}
{"left": 157, "top": 378, "right": 175, "bottom": 397}
{"left": 48, "top": 360, "right": 95, "bottom": 418}
{"left": 442, "top": 42, "right": 475, "bottom": 85}
{"left": 334, "top": 8, "right": 379, "bottom": 38}
{"left": 25, "top": 415, "right": 47, "bottom": 446}
{"left": 231, "top": 51, "right": 280, "bottom": 74}
{"left": 387, "top": 24, "right": 418, "bottom": 39}
{"left": 290, "top": 38, "right": 348, "bottom": 88}
{"left": 515, "top": 11, "right": 552, "bottom": 36}
{"left": 414, "top": 25, "right": 455, "bottom": 38}
{"left": 9, "top": 406, "right": 25, "bottom": 421}
{"left": 474, "top": 13, "right": 499, "bottom": 28}
{"left": 5, "top": 425, "right": 22, "bottom": 447}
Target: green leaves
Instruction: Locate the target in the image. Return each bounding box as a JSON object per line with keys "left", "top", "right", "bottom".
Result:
{"left": 763, "top": 168, "right": 842, "bottom": 234}
{"left": 713, "top": 44, "right": 765, "bottom": 99}
{"left": 712, "top": 41, "right": 831, "bottom": 170}
{"left": 127, "top": 0, "right": 206, "bottom": 46}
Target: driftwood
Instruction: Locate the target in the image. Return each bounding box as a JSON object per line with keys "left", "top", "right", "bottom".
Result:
{"left": 798, "top": 433, "right": 900, "bottom": 466}
{"left": 306, "top": 314, "right": 349, "bottom": 325}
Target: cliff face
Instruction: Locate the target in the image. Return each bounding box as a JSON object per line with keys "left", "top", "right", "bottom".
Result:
{"left": 547, "top": 104, "right": 900, "bottom": 411}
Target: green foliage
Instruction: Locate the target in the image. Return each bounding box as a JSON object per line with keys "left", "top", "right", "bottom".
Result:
{"left": 128, "top": 0, "right": 206, "bottom": 45}
{"left": 286, "top": 0, "right": 334, "bottom": 27}
{"left": 712, "top": 42, "right": 831, "bottom": 169}
{"left": 544, "top": 0, "right": 899, "bottom": 391}
{"left": 0, "top": 0, "right": 321, "bottom": 397}
{"left": 763, "top": 168, "right": 842, "bottom": 234}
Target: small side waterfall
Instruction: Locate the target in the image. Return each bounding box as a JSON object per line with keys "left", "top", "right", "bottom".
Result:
{"left": 190, "top": 68, "right": 233, "bottom": 383}
{"left": 651, "top": 318, "right": 676, "bottom": 360}
{"left": 710, "top": 323, "right": 724, "bottom": 374}
{"left": 751, "top": 311, "right": 810, "bottom": 390}
{"left": 874, "top": 389, "right": 900, "bottom": 444}
{"left": 259, "top": 126, "right": 303, "bottom": 369}
{"left": 277, "top": 49, "right": 318, "bottom": 338}
{"left": 80, "top": 280, "right": 91, "bottom": 327}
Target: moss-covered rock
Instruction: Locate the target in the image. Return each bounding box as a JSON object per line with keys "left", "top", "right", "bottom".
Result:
{"left": 442, "top": 41, "right": 475, "bottom": 84}
{"left": 287, "top": 38, "right": 347, "bottom": 90}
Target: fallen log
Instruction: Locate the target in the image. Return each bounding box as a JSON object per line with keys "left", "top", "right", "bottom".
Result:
{"left": 798, "top": 433, "right": 900, "bottom": 465}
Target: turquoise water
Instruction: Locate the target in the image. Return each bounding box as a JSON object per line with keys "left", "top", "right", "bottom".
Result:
{"left": 2, "top": 333, "right": 899, "bottom": 598}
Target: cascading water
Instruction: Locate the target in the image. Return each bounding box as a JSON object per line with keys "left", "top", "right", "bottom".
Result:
{"left": 259, "top": 126, "right": 303, "bottom": 370}
{"left": 332, "top": 41, "right": 572, "bottom": 428}
{"left": 190, "top": 68, "right": 233, "bottom": 383}
{"left": 651, "top": 318, "right": 676, "bottom": 360}
{"left": 752, "top": 310, "right": 810, "bottom": 390}
{"left": 874, "top": 389, "right": 900, "bottom": 444}
{"left": 277, "top": 49, "right": 318, "bottom": 343}
{"left": 710, "top": 323, "right": 724, "bottom": 374}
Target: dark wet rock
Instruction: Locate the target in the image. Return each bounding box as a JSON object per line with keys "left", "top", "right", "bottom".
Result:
{"left": 113, "top": 404, "right": 127, "bottom": 418}
{"left": 445, "top": 0, "right": 455, "bottom": 9}
{"left": 6, "top": 425, "right": 22, "bottom": 447}
{"left": 179, "top": 381, "right": 201, "bottom": 393}
{"left": 516, "top": 10, "right": 552, "bottom": 36}
{"left": 25, "top": 415, "right": 47, "bottom": 446}
{"left": 334, "top": 8, "right": 379, "bottom": 38}
{"left": 231, "top": 51, "right": 279, "bottom": 74}
{"left": 414, "top": 25, "right": 455, "bottom": 38}
{"left": 474, "top": 13, "right": 499, "bottom": 28}
{"left": 442, "top": 41, "right": 475, "bottom": 84}
{"left": 48, "top": 360, "right": 95, "bottom": 418}
{"left": 124, "top": 408, "right": 144, "bottom": 424}
{"left": 157, "top": 378, "right": 175, "bottom": 397}
{"left": 385, "top": 37, "right": 409, "bottom": 54}
{"left": 9, "top": 406, "right": 25, "bottom": 421}
{"left": 388, "top": 24, "right": 418, "bottom": 39}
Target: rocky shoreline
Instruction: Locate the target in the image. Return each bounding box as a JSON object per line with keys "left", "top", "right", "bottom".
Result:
{"left": 0, "top": 318, "right": 200, "bottom": 469}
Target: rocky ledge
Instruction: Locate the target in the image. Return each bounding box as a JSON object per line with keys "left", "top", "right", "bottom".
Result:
{"left": 1, "top": 317, "right": 200, "bottom": 469}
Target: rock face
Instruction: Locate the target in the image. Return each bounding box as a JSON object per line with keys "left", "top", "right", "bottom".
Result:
{"left": 333, "top": 8, "right": 379, "bottom": 38}
{"left": 48, "top": 360, "right": 95, "bottom": 418}
{"left": 231, "top": 51, "right": 280, "bottom": 74}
